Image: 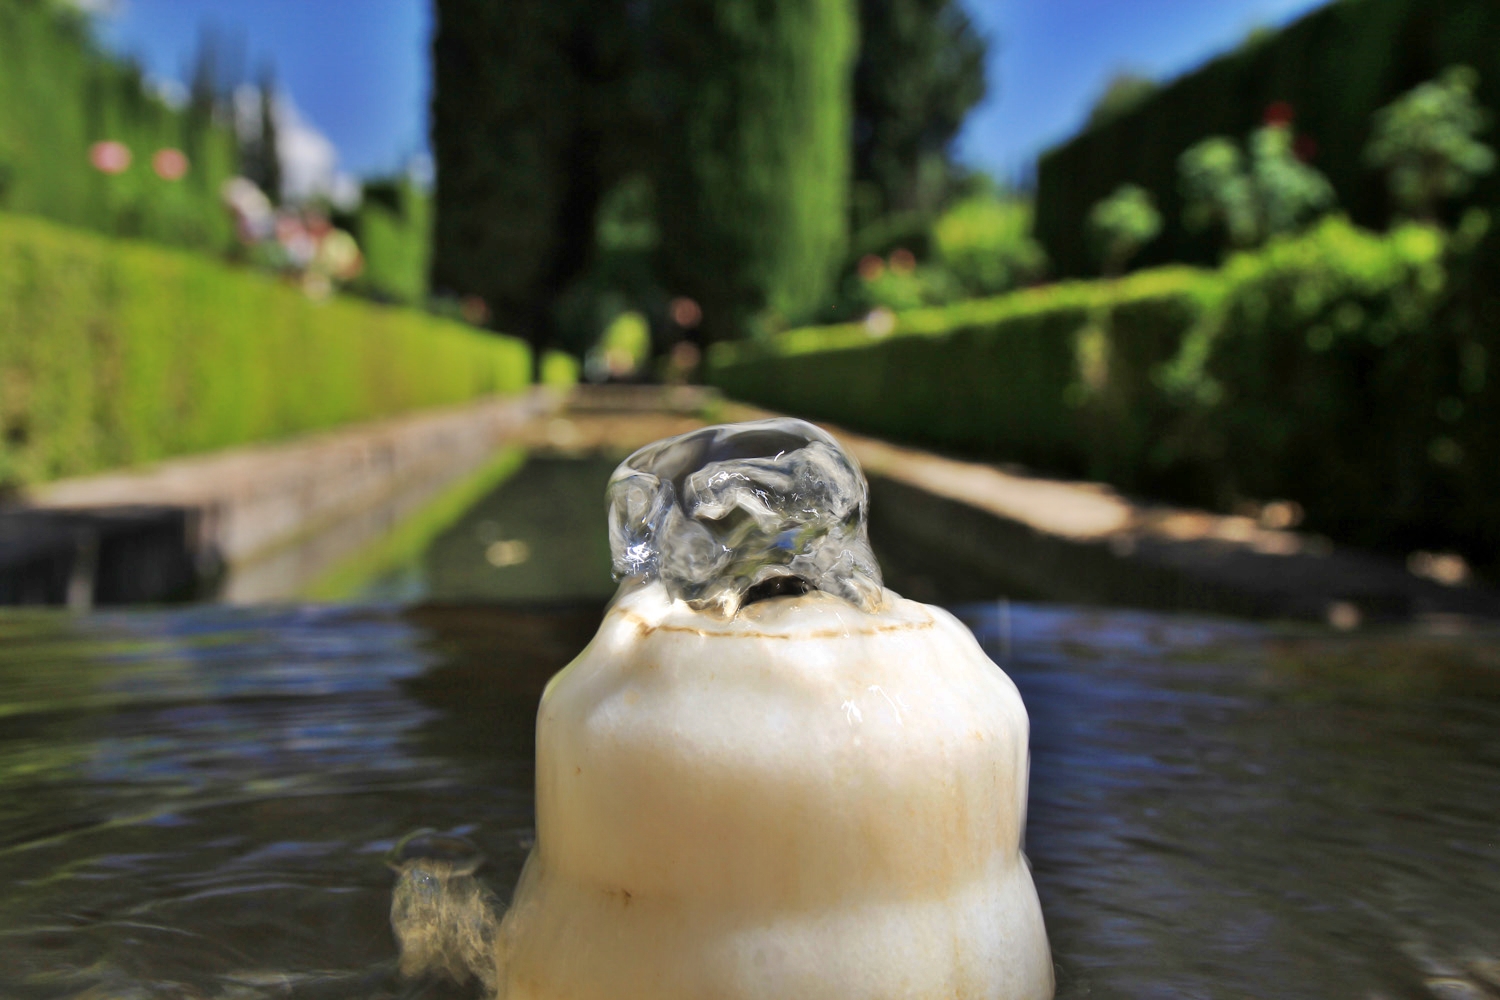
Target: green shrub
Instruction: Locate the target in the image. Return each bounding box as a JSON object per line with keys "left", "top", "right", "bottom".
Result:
{"left": 1179, "top": 125, "right": 1335, "bottom": 252}
{"left": 1035, "top": 0, "right": 1500, "bottom": 277}
{"left": 1156, "top": 214, "right": 1486, "bottom": 552}
{"left": 1088, "top": 184, "right": 1161, "bottom": 276}
{"left": 930, "top": 194, "right": 1046, "bottom": 296}
{"left": 356, "top": 177, "right": 431, "bottom": 306}
{"left": 539, "top": 350, "right": 581, "bottom": 390}
{"left": 1366, "top": 65, "right": 1496, "bottom": 221}
{"left": 835, "top": 259, "right": 963, "bottom": 316}
{"left": 584, "top": 310, "right": 652, "bottom": 380}
{"left": 0, "top": 213, "right": 530, "bottom": 487}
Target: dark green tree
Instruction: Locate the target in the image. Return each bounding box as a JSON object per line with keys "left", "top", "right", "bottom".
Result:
{"left": 183, "top": 25, "right": 221, "bottom": 173}
{"left": 1088, "top": 72, "right": 1157, "bottom": 129}
{"left": 651, "top": 0, "right": 858, "bottom": 340}
{"left": 428, "top": 0, "right": 637, "bottom": 367}
{"left": 850, "top": 0, "right": 987, "bottom": 228}
{"left": 238, "top": 63, "right": 281, "bottom": 203}
{"left": 182, "top": 25, "right": 245, "bottom": 202}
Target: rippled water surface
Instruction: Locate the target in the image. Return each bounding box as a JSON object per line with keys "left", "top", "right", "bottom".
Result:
{"left": 2, "top": 596, "right": 1498, "bottom": 999}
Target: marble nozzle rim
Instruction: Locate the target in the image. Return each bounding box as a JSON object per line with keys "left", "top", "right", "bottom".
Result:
{"left": 605, "top": 418, "right": 885, "bottom": 617}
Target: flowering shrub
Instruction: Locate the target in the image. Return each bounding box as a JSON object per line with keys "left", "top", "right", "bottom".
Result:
{"left": 1179, "top": 120, "right": 1335, "bottom": 251}
{"left": 1365, "top": 66, "right": 1495, "bottom": 221}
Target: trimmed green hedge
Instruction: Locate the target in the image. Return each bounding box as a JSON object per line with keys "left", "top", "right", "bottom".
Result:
{"left": 0, "top": 212, "right": 531, "bottom": 486}
{"left": 709, "top": 266, "right": 1217, "bottom": 483}
{"left": 707, "top": 216, "right": 1500, "bottom": 567}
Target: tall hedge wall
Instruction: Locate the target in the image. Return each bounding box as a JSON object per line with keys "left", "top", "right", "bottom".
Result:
{"left": 706, "top": 217, "right": 1500, "bottom": 568}
{"left": 0, "top": 0, "right": 239, "bottom": 252}
{"left": 1034, "top": 0, "right": 1500, "bottom": 277}
{"left": 0, "top": 213, "right": 530, "bottom": 486}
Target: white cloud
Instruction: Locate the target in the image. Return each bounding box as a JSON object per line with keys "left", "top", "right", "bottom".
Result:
{"left": 275, "top": 94, "right": 353, "bottom": 206}
{"left": 146, "top": 74, "right": 188, "bottom": 111}
{"left": 406, "top": 151, "right": 434, "bottom": 189}
{"left": 58, "top": 0, "right": 125, "bottom": 16}
{"left": 232, "top": 83, "right": 263, "bottom": 144}
{"left": 329, "top": 172, "right": 363, "bottom": 211}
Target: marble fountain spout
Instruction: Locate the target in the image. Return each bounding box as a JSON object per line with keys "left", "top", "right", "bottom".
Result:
{"left": 394, "top": 417, "right": 1054, "bottom": 999}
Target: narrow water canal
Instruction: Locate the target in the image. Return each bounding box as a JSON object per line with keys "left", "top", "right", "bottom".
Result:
{"left": 2, "top": 456, "right": 1497, "bottom": 998}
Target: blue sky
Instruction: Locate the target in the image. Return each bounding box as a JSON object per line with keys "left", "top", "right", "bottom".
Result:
{"left": 955, "top": 0, "right": 1326, "bottom": 182}
{"left": 96, "top": 0, "right": 1327, "bottom": 186}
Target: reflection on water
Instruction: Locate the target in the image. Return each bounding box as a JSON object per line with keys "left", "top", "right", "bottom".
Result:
{"left": 337, "top": 458, "right": 620, "bottom": 606}
{"left": 387, "top": 830, "right": 499, "bottom": 993}
{"left": 970, "top": 606, "right": 1500, "bottom": 998}
{"left": 0, "top": 598, "right": 1498, "bottom": 998}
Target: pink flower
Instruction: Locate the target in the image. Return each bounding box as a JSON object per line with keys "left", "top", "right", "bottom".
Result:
{"left": 89, "top": 141, "right": 132, "bottom": 175}
{"left": 152, "top": 148, "right": 189, "bottom": 181}
{"left": 669, "top": 296, "right": 702, "bottom": 328}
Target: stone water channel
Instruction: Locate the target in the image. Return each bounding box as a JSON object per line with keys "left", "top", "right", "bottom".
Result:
{"left": 1, "top": 390, "right": 1499, "bottom": 998}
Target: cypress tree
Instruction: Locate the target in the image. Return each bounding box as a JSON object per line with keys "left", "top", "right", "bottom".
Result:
{"left": 430, "top": 0, "right": 862, "bottom": 348}
{"left": 429, "top": 0, "right": 636, "bottom": 366}
{"left": 255, "top": 64, "right": 281, "bottom": 203}
{"left": 851, "top": 0, "right": 987, "bottom": 226}
{"left": 238, "top": 63, "right": 281, "bottom": 204}
{"left": 651, "top": 0, "right": 858, "bottom": 341}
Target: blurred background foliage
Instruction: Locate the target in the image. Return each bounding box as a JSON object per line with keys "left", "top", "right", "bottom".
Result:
{"left": 1365, "top": 65, "right": 1496, "bottom": 221}
{"left": 1089, "top": 185, "right": 1162, "bottom": 277}
{"left": 427, "top": 0, "right": 989, "bottom": 362}
{"left": 347, "top": 175, "right": 432, "bottom": 307}
{"left": 1178, "top": 125, "right": 1336, "bottom": 252}
{"left": 708, "top": 214, "right": 1500, "bottom": 569}
{"left": 1035, "top": 0, "right": 1500, "bottom": 276}
{"left": 0, "top": 0, "right": 237, "bottom": 250}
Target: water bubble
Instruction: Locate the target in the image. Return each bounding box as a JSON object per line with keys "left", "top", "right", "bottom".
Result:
{"left": 606, "top": 418, "right": 883, "bottom": 615}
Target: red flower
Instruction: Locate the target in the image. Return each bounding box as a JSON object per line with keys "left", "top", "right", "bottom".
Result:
{"left": 460, "top": 295, "right": 490, "bottom": 326}
{"left": 1293, "top": 133, "right": 1318, "bottom": 162}
{"left": 669, "top": 296, "right": 702, "bottom": 328}
{"left": 1263, "top": 100, "right": 1294, "bottom": 127}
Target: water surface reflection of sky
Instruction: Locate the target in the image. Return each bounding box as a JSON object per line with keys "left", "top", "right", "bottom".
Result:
{"left": 2, "top": 599, "right": 1498, "bottom": 997}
